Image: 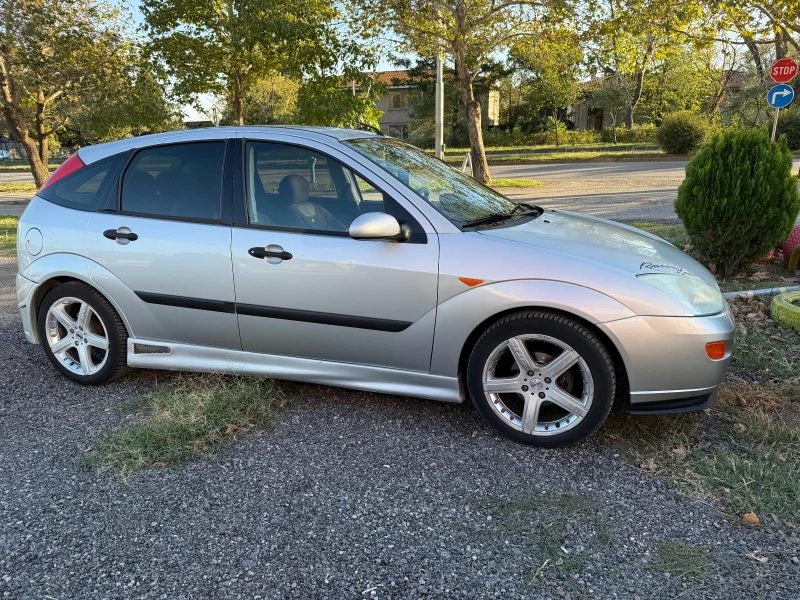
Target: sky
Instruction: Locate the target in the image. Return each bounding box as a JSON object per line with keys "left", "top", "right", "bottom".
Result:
{"left": 119, "top": 1, "right": 402, "bottom": 121}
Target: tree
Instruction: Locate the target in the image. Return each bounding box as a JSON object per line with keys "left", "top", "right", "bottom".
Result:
{"left": 0, "top": 0, "right": 112, "bottom": 185}
{"left": 293, "top": 74, "right": 384, "bottom": 128}
{"left": 586, "top": 0, "right": 708, "bottom": 127}
{"left": 590, "top": 76, "right": 629, "bottom": 143}
{"left": 143, "top": 0, "right": 376, "bottom": 127}
{"left": 222, "top": 75, "right": 299, "bottom": 125}
{"left": 510, "top": 29, "right": 583, "bottom": 146}
{"left": 348, "top": 0, "right": 560, "bottom": 184}
{"left": 58, "top": 51, "right": 176, "bottom": 146}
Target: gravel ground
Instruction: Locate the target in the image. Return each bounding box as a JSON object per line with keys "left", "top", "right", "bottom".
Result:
{"left": 1, "top": 255, "right": 799, "bottom": 600}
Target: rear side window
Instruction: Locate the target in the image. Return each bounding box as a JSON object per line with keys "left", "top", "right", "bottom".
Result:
{"left": 37, "top": 153, "right": 124, "bottom": 211}
{"left": 121, "top": 142, "right": 226, "bottom": 221}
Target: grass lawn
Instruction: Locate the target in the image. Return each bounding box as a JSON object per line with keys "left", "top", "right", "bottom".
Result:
{"left": 0, "top": 182, "right": 37, "bottom": 193}
{"left": 0, "top": 216, "right": 18, "bottom": 256}
{"left": 0, "top": 157, "right": 64, "bottom": 172}
{"left": 442, "top": 142, "right": 659, "bottom": 154}
{"left": 444, "top": 150, "right": 668, "bottom": 164}
{"left": 83, "top": 374, "right": 292, "bottom": 477}
{"left": 491, "top": 178, "right": 543, "bottom": 188}
{"left": 604, "top": 297, "right": 800, "bottom": 522}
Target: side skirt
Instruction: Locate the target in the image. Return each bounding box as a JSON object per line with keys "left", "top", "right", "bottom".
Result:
{"left": 127, "top": 339, "right": 463, "bottom": 403}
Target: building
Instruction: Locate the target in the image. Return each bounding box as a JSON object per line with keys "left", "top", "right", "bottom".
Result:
{"left": 346, "top": 70, "right": 501, "bottom": 140}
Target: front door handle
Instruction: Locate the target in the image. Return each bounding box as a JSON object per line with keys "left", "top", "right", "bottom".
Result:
{"left": 103, "top": 228, "right": 138, "bottom": 244}
{"left": 248, "top": 247, "right": 292, "bottom": 261}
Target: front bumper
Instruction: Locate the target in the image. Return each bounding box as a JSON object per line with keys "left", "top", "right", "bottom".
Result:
{"left": 16, "top": 273, "right": 38, "bottom": 344}
{"left": 598, "top": 305, "right": 735, "bottom": 412}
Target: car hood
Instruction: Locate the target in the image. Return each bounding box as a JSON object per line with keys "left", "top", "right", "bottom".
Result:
{"left": 478, "top": 210, "right": 717, "bottom": 286}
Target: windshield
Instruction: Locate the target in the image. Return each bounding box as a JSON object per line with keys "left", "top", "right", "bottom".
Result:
{"left": 343, "top": 137, "right": 519, "bottom": 228}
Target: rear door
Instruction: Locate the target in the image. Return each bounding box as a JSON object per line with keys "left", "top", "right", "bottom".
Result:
{"left": 85, "top": 138, "right": 240, "bottom": 350}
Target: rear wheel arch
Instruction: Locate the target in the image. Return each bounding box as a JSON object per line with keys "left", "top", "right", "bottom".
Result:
{"left": 33, "top": 276, "right": 130, "bottom": 338}
{"left": 457, "top": 307, "right": 629, "bottom": 402}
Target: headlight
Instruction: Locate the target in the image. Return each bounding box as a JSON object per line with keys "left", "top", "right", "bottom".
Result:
{"left": 637, "top": 273, "right": 724, "bottom": 316}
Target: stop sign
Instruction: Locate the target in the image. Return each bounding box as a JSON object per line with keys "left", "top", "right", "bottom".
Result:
{"left": 771, "top": 58, "right": 798, "bottom": 83}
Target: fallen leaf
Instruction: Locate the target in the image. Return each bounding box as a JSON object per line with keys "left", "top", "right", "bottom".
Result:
{"left": 742, "top": 512, "right": 760, "bottom": 526}
{"left": 777, "top": 454, "right": 787, "bottom": 464}
{"left": 733, "top": 392, "right": 748, "bottom": 407}
{"left": 746, "top": 553, "right": 768, "bottom": 563}
{"left": 224, "top": 424, "right": 240, "bottom": 434}
{"left": 734, "top": 423, "right": 747, "bottom": 433}
{"left": 471, "top": 431, "right": 478, "bottom": 438}
{"left": 771, "top": 514, "right": 781, "bottom": 525}
{"left": 736, "top": 322, "right": 748, "bottom": 336}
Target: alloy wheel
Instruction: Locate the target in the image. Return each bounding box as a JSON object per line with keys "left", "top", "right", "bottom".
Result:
{"left": 481, "top": 334, "right": 594, "bottom": 436}
{"left": 44, "top": 297, "right": 110, "bottom": 376}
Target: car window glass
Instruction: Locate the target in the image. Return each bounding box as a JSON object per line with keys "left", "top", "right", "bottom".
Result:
{"left": 121, "top": 142, "right": 225, "bottom": 221}
{"left": 37, "top": 153, "right": 124, "bottom": 211}
{"left": 245, "top": 142, "right": 365, "bottom": 233}
{"left": 344, "top": 137, "right": 518, "bottom": 228}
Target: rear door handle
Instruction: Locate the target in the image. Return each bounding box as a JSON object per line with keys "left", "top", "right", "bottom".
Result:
{"left": 248, "top": 247, "right": 292, "bottom": 260}
{"left": 103, "top": 228, "right": 138, "bottom": 243}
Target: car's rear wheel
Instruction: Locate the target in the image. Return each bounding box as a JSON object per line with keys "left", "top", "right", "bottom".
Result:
{"left": 467, "top": 311, "right": 616, "bottom": 447}
{"left": 37, "top": 282, "right": 129, "bottom": 385}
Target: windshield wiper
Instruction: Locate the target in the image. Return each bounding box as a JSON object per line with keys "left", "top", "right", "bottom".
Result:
{"left": 461, "top": 203, "right": 543, "bottom": 229}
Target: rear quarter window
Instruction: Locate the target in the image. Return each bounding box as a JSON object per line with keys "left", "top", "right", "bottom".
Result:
{"left": 37, "top": 153, "right": 125, "bottom": 211}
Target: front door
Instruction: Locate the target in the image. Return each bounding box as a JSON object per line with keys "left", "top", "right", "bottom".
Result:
{"left": 86, "top": 139, "right": 240, "bottom": 350}
{"left": 231, "top": 140, "right": 439, "bottom": 372}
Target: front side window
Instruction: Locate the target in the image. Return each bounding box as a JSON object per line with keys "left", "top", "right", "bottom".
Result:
{"left": 246, "top": 141, "right": 422, "bottom": 236}
{"left": 343, "top": 137, "right": 521, "bottom": 228}
{"left": 121, "top": 142, "right": 226, "bottom": 221}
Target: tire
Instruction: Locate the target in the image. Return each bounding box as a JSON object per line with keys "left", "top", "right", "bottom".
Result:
{"left": 771, "top": 291, "right": 800, "bottom": 332}
{"left": 466, "top": 310, "right": 616, "bottom": 448}
{"left": 37, "top": 281, "right": 129, "bottom": 385}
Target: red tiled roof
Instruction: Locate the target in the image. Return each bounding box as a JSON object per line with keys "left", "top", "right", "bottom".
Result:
{"left": 343, "top": 70, "right": 415, "bottom": 89}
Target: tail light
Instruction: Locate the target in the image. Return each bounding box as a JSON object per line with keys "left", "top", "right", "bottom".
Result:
{"left": 39, "top": 152, "right": 85, "bottom": 191}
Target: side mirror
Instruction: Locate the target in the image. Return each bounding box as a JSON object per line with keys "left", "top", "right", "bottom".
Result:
{"left": 348, "top": 212, "right": 408, "bottom": 242}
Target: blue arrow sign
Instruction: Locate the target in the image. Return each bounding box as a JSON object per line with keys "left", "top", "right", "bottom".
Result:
{"left": 768, "top": 84, "right": 794, "bottom": 108}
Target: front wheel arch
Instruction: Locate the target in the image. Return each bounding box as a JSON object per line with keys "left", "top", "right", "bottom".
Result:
{"left": 458, "top": 307, "right": 629, "bottom": 404}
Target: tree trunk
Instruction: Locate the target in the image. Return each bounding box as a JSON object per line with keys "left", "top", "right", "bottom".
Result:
{"left": 36, "top": 88, "right": 48, "bottom": 165}
{"left": 625, "top": 69, "right": 645, "bottom": 128}
{"left": 624, "top": 40, "right": 653, "bottom": 128}
{"left": 775, "top": 29, "right": 788, "bottom": 60}
{"left": 553, "top": 105, "right": 559, "bottom": 147}
{"left": 0, "top": 55, "right": 48, "bottom": 186}
{"left": 452, "top": 1, "right": 490, "bottom": 184}
{"left": 232, "top": 71, "right": 244, "bottom": 126}
{"left": 742, "top": 34, "right": 765, "bottom": 81}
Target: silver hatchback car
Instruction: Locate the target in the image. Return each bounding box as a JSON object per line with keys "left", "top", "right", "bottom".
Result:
{"left": 16, "top": 127, "right": 734, "bottom": 446}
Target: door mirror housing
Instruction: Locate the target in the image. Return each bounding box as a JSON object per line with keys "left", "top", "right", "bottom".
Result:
{"left": 348, "top": 212, "right": 408, "bottom": 242}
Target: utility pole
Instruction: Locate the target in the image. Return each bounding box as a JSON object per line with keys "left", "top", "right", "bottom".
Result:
{"left": 435, "top": 52, "right": 444, "bottom": 159}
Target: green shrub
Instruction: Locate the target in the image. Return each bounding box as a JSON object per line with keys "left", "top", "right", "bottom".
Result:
{"left": 656, "top": 111, "right": 709, "bottom": 154}
{"left": 600, "top": 123, "right": 657, "bottom": 144}
{"left": 776, "top": 107, "right": 800, "bottom": 151}
{"left": 675, "top": 128, "right": 800, "bottom": 277}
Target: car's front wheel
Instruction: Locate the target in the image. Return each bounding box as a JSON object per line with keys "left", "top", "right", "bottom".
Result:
{"left": 467, "top": 311, "right": 616, "bottom": 447}
{"left": 37, "top": 282, "right": 129, "bottom": 385}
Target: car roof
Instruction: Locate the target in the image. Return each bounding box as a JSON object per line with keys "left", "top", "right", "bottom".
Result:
{"left": 76, "top": 126, "right": 379, "bottom": 164}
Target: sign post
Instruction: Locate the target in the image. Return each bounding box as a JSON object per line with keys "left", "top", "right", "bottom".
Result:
{"left": 768, "top": 58, "right": 798, "bottom": 141}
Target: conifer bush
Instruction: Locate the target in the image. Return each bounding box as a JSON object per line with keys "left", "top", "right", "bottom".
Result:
{"left": 776, "top": 107, "right": 800, "bottom": 151}
{"left": 675, "top": 128, "right": 800, "bottom": 277}
{"left": 656, "top": 111, "right": 709, "bottom": 155}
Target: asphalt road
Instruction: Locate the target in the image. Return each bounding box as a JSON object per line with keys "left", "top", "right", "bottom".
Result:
{"left": 1, "top": 254, "right": 799, "bottom": 599}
